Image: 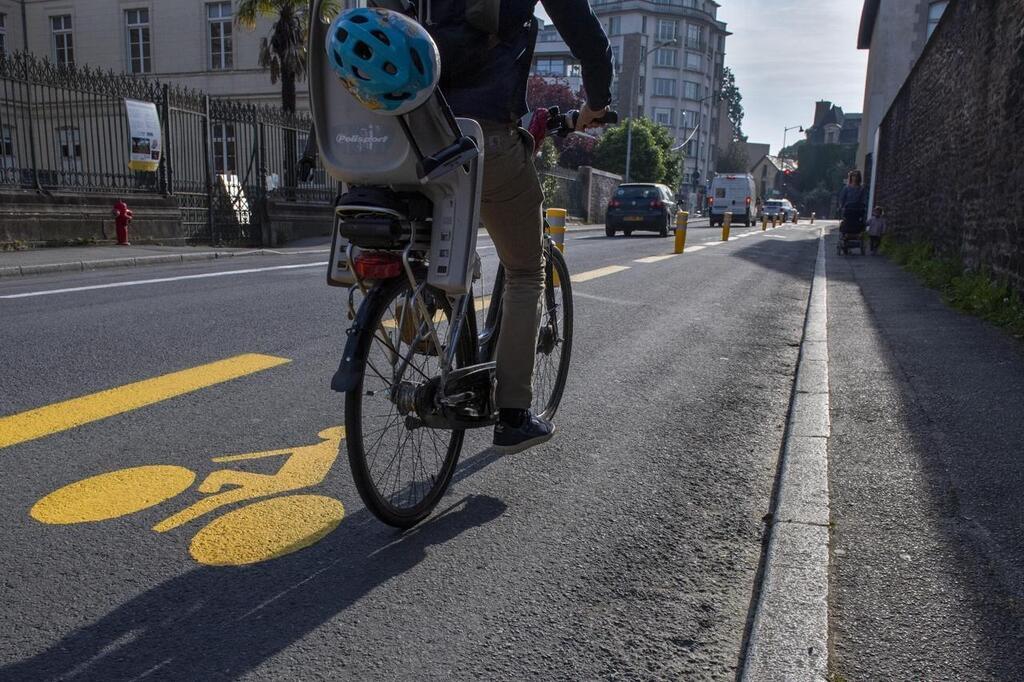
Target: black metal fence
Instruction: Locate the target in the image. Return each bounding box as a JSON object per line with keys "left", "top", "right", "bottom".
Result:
{"left": 0, "top": 51, "right": 333, "bottom": 243}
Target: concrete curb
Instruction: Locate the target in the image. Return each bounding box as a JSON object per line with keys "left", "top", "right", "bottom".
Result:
{"left": 741, "top": 228, "right": 831, "bottom": 680}
{"left": 0, "top": 248, "right": 332, "bottom": 278}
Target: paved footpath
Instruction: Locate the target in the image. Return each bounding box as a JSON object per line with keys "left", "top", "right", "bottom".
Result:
{"left": 826, "top": 233, "right": 1024, "bottom": 680}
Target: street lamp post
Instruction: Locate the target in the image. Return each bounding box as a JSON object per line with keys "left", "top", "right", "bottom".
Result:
{"left": 624, "top": 36, "right": 676, "bottom": 183}
{"left": 781, "top": 125, "right": 804, "bottom": 162}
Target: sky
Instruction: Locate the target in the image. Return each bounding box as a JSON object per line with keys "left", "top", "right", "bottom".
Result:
{"left": 537, "top": 1, "right": 869, "bottom": 155}
{"left": 715, "top": 0, "right": 869, "bottom": 153}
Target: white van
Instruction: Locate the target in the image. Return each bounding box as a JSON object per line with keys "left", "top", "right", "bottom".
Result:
{"left": 708, "top": 173, "right": 757, "bottom": 227}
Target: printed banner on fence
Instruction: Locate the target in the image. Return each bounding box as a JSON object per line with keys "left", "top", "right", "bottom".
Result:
{"left": 125, "top": 99, "right": 162, "bottom": 172}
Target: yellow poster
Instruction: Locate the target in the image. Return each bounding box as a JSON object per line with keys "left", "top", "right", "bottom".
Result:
{"left": 125, "top": 98, "right": 161, "bottom": 172}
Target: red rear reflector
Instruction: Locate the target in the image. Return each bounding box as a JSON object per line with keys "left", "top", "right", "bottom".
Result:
{"left": 726, "top": 175, "right": 736, "bottom": 179}
{"left": 353, "top": 252, "right": 402, "bottom": 280}
{"left": 610, "top": 199, "right": 621, "bottom": 207}
{"left": 650, "top": 200, "right": 663, "bottom": 208}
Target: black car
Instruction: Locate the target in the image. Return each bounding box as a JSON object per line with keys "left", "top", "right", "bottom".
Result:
{"left": 605, "top": 183, "right": 678, "bottom": 237}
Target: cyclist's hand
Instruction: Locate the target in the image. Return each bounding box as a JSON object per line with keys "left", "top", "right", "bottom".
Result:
{"left": 576, "top": 104, "right": 610, "bottom": 131}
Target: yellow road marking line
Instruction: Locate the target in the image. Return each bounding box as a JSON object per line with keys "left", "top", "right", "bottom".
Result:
{"left": 0, "top": 353, "right": 290, "bottom": 449}
{"left": 571, "top": 265, "right": 630, "bottom": 283}
{"left": 634, "top": 255, "right": 679, "bottom": 264}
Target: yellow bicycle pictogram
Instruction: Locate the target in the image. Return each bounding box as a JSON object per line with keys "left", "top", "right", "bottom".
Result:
{"left": 30, "top": 427, "right": 347, "bottom": 566}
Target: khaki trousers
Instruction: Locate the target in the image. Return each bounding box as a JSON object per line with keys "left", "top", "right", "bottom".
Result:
{"left": 479, "top": 121, "right": 545, "bottom": 409}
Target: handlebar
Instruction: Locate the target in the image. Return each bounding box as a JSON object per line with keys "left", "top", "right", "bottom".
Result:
{"left": 544, "top": 107, "right": 619, "bottom": 138}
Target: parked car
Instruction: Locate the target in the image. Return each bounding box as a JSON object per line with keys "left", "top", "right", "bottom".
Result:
{"left": 605, "top": 183, "right": 678, "bottom": 237}
{"left": 763, "top": 198, "right": 797, "bottom": 223}
{"left": 709, "top": 173, "right": 756, "bottom": 227}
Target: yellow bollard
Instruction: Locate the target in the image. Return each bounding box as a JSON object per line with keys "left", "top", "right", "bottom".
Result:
{"left": 793, "top": 212, "right": 798, "bottom": 225}
{"left": 674, "top": 210, "right": 689, "bottom": 254}
{"left": 546, "top": 208, "right": 567, "bottom": 287}
{"left": 762, "top": 215, "right": 768, "bottom": 232}
{"left": 810, "top": 212, "right": 816, "bottom": 224}
{"left": 722, "top": 211, "right": 732, "bottom": 241}
{"left": 772, "top": 214, "right": 778, "bottom": 228}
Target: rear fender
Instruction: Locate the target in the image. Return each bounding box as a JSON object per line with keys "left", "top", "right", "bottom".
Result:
{"left": 331, "top": 280, "right": 401, "bottom": 393}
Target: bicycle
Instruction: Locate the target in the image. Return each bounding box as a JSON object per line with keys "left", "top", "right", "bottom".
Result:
{"left": 331, "top": 109, "right": 621, "bottom": 529}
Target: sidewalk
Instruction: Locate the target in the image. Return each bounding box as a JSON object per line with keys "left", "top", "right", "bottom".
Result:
{"left": 824, "top": 231, "right": 1024, "bottom": 679}
{"left": 0, "top": 224, "right": 609, "bottom": 278}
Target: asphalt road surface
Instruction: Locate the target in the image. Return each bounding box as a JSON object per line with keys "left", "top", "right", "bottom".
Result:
{"left": 0, "top": 221, "right": 823, "bottom": 680}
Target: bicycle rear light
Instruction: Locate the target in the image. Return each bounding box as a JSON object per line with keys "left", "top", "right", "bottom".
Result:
{"left": 353, "top": 252, "right": 403, "bottom": 280}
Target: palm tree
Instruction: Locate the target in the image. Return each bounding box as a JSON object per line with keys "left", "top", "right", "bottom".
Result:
{"left": 236, "top": 0, "right": 337, "bottom": 113}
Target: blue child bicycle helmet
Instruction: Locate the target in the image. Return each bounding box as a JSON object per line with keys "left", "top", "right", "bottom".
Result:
{"left": 325, "top": 8, "right": 440, "bottom": 116}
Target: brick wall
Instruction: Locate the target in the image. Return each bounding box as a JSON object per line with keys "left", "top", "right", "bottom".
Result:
{"left": 875, "top": 0, "right": 1024, "bottom": 293}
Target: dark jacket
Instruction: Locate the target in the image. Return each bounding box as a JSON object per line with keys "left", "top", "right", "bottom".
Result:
{"left": 442, "top": 0, "right": 613, "bottom": 123}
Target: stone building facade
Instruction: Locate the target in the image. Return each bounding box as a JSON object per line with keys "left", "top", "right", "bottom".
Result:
{"left": 533, "top": 0, "right": 730, "bottom": 195}
{"left": 874, "top": 0, "right": 1024, "bottom": 295}
{"left": 0, "top": 0, "right": 339, "bottom": 110}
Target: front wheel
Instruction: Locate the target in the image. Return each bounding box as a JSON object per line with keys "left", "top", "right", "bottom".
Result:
{"left": 345, "top": 277, "right": 476, "bottom": 528}
{"left": 605, "top": 225, "right": 615, "bottom": 238}
{"left": 531, "top": 243, "right": 574, "bottom": 420}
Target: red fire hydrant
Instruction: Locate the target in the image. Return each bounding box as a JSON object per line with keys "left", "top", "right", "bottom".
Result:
{"left": 113, "top": 200, "right": 133, "bottom": 246}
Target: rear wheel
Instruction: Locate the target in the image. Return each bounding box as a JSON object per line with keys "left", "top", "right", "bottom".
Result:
{"left": 659, "top": 215, "right": 670, "bottom": 237}
{"left": 605, "top": 225, "right": 615, "bottom": 238}
{"left": 531, "top": 244, "right": 574, "bottom": 420}
{"left": 345, "top": 277, "right": 476, "bottom": 528}
{"left": 624, "top": 230, "right": 633, "bottom": 237}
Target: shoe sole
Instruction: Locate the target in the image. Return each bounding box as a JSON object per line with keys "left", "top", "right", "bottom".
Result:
{"left": 492, "top": 426, "right": 555, "bottom": 455}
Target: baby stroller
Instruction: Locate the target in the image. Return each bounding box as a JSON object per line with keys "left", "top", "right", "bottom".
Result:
{"left": 838, "top": 205, "right": 867, "bottom": 256}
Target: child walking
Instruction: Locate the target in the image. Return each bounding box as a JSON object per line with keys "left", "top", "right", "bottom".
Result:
{"left": 866, "top": 206, "right": 886, "bottom": 254}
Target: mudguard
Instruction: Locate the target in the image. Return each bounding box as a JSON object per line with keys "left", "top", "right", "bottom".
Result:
{"left": 331, "top": 281, "right": 400, "bottom": 393}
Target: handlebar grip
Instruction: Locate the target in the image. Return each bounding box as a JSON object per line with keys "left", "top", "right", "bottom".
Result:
{"left": 595, "top": 111, "right": 619, "bottom": 125}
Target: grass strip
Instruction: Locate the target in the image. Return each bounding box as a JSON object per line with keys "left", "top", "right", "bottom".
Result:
{"left": 881, "top": 241, "right": 1024, "bottom": 338}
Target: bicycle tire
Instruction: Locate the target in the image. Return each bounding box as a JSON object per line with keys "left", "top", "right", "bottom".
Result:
{"left": 532, "top": 243, "right": 574, "bottom": 420}
{"left": 345, "top": 276, "right": 476, "bottom": 528}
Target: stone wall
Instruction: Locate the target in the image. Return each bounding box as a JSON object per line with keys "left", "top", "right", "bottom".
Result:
{"left": 580, "top": 166, "right": 623, "bottom": 224}
{"left": 0, "top": 191, "right": 183, "bottom": 246}
{"left": 874, "top": 0, "right": 1024, "bottom": 293}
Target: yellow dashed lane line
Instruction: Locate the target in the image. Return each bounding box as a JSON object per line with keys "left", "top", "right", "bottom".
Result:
{"left": 0, "top": 353, "right": 290, "bottom": 449}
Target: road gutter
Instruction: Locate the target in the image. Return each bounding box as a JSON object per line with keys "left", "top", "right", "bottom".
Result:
{"left": 741, "top": 228, "right": 831, "bottom": 680}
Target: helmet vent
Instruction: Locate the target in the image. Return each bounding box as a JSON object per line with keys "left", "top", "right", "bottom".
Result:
{"left": 409, "top": 49, "right": 425, "bottom": 75}
{"left": 349, "top": 14, "right": 368, "bottom": 24}
{"left": 336, "top": 28, "right": 348, "bottom": 42}
{"left": 352, "top": 66, "right": 371, "bottom": 82}
{"left": 383, "top": 62, "right": 398, "bottom": 75}
{"left": 370, "top": 29, "right": 390, "bottom": 45}
{"left": 353, "top": 41, "right": 372, "bottom": 60}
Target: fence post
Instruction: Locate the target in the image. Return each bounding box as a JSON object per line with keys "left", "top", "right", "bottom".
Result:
{"left": 18, "top": 55, "right": 44, "bottom": 192}
{"left": 257, "top": 121, "right": 271, "bottom": 247}
{"left": 160, "top": 83, "right": 174, "bottom": 195}
{"left": 204, "top": 94, "right": 215, "bottom": 244}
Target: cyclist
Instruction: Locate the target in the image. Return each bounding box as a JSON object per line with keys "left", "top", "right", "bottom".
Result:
{"left": 430, "top": 1, "right": 613, "bottom": 453}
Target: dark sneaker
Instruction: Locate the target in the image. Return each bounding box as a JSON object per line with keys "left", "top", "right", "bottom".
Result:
{"left": 493, "top": 411, "right": 555, "bottom": 454}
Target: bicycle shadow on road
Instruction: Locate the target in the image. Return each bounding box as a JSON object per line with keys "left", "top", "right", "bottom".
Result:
{"left": 1, "top": 491, "right": 507, "bottom": 680}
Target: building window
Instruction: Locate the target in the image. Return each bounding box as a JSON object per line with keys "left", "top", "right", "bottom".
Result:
{"left": 655, "top": 48, "right": 677, "bottom": 68}
{"left": 125, "top": 9, "right": 152, "bottom": 74}
{"left": 0, "top": 13, "right": 7, "bottom": 56}
{"left": 534, "top": 58, "right": 566, "bottom": 76}
{"left": 51, "top": 15, "right": 74, "bottom": 68}
{"left": 681, "top": 110, "right": 699, "bottom": 129}
{"left": 608, "top": 16, "right": 621, "bottom": 36}
{"left": 212, "top": 123, "right": 237, "bottom": 174}
{"left": 652, "top": 107, "right": 674, "bottom": 127}
{"left": 657, "top": 19, "right": 679, "bottom": 42}
{"left": 685, "top": 52, "right": 703, "bottom": 72}
{"left": 569, "top": 63, "right": 581, "bottom": 78}
{"left": 652, "top": 78, "right": 676, "bottom": 97}
{"left": 57, "top": 127, "right": 81, "bottom": 169}
{"left": 208, "top": 2, "right": 233, "bottom": 70}
{"left": 927, "top": 1, "right": 949, "bottom": 39}
{"left": 611, "top": 45, "right": 621, "bottom": 72}
{"left": 686, "top": 24, "right": 703, "bottom": 50}
{"left": 683, "top": 80, "right": 701, "bottom": 100}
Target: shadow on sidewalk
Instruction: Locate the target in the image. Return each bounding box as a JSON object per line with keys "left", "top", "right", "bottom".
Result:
{"left": 825, "top": 228, "right": 1024, "bottom": 677}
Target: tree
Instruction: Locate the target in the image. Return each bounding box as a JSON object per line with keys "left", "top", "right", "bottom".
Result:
{"left": 721, "top": 66, "right": 745, "bottom": 141}
{"left": 526, "top": 75, "right": 583, "bottom": 117}
{"left": 236, "top": 0, "right": 338, "bottom": 112}
{"left": 779, "top": 138, "right": 806, "bottom": 161}
{"left": 716, "top": 141, "right": 750, "bottom": 174}
{"left": 592, "top": 118, "right": 681, "bottom": 187}
{"left": 557, "top": 135, "right": 596, "bottom": 170}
